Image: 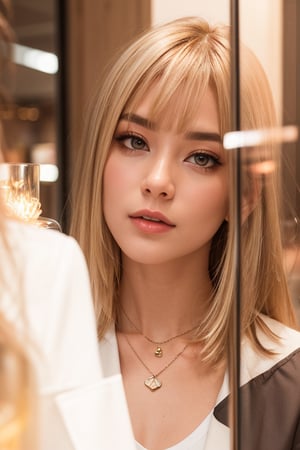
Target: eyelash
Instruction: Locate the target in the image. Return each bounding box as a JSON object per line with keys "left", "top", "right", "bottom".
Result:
{"left": 114, "top": 132, "right": 222, "bottom": 170}
{"left": 115, "top": 132, "right": 148, "bottom": 151}
{"left": 185, "top": 152, "right": 222, "bottom": 170}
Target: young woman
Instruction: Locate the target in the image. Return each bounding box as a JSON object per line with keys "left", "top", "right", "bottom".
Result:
{"left": 71, "top": 17, "right": 300, "bottom": 450}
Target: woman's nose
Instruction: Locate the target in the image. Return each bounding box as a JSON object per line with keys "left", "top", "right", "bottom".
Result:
{"left": 141, "top": 158, "right": 175, "bottom": 199}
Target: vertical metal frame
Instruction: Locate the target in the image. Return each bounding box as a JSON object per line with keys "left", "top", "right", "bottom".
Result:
{"left": 229, "top": 0, "right": 242, "bottom": 449}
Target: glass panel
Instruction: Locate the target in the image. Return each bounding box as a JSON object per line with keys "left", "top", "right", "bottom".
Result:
{"left": 229, "top": 1, "right": 300, "bottom": 448}
{"left": 282, "top": 0, "right": 300, "bottom": 323}
{"left": 238, "top": 0, "right": 300, "bottom": 325}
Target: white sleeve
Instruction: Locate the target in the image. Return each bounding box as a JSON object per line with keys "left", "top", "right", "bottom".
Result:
{"left": 22, "top": 231, "right": 102, "bottom": 389}
{"left": 11, "top": 226, "right": 102, "bottom": 450}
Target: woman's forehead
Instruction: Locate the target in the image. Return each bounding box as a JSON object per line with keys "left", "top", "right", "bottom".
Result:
{"left": 124, "top": 83, "right": 220, "bottom": 134}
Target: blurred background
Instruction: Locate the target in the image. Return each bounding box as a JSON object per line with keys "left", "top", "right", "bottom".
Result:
{"left": 0, "top": 0, "right": 299, "bottom": 318}
{"left": 0, "top": 0, "right": 59, "bottom": 220}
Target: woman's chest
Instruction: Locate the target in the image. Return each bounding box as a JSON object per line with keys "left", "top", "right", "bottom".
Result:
{"left": 121, "top": 351, "right": 224, "bottom": 450}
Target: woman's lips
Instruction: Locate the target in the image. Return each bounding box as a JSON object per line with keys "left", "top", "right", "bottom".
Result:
{"left": 129, "top": 210, "right": 176, "bottom": 233}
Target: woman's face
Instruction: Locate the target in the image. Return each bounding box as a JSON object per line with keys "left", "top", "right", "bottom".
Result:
{"left": 103, "top": 85, "right": 229, "bottom": 266}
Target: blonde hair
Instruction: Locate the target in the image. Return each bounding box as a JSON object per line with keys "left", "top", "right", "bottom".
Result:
{"left": 70, "top": 17, "right": 297, "bottom": 362}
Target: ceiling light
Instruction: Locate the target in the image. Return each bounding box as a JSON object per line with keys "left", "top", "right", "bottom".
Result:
{"left": 13, "top": 43, "right": 58, "bottom": 74}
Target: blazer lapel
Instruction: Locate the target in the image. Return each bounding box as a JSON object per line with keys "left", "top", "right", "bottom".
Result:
{"left": 55, "top": 327, "right": 136, "bottom": 449}
{"left": 204, "top": 316, "right": 300, "bottom": 450}
{"left": 56, "top": 374, "right": 136, "bottom": 450}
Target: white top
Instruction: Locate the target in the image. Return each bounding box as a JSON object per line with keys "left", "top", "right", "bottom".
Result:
{"left": 135, "top": 411, "right": 213, "bottom": 450}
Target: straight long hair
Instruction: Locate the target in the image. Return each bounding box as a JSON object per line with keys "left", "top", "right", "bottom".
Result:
{"left": 70, "top": 17, "right": 297, "bottom": 363}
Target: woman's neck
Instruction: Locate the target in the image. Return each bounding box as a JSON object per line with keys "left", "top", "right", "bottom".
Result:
{"left": 118, "top": 255, "right": 213, "bottom": 340}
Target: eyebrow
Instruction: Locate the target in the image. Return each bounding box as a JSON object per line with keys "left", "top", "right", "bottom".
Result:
{"left": 120, "top": 113, "right": 222, "bottom": 143}
{"left": 185, "top": 131, "right": 222, "bottom": 142}
{"left": 121, "top": 113, "right": 155, "bottom": 129}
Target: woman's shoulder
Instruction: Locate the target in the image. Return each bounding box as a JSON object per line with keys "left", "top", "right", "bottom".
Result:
{"left": 5, "top": 219, "right": 86, "bottom": 272}
{"left": 215, "top": 317, "right": 300, "bottom": 449}
{"left": 258, "top": 314, "right": 300, "bottom": 350}
{"left": 3, "top": 219, "right": 92, "bottom": 317}
{"left": 6, "top": 218, "right": 78, "bottom": 252}
{"left": 241, "top": 314, "right": 300, "bottom": 384}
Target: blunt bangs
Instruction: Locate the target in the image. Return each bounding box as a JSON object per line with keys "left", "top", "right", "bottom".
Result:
{"left": 122, "top": 32, "right": 223, "bottom": 133}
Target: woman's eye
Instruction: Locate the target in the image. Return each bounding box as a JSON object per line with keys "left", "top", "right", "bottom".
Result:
{"left": 185, "top": 152, "right": 221, "bottom": 169}
{"left": 116, "top": 134, "right": 148, "bottom": 151}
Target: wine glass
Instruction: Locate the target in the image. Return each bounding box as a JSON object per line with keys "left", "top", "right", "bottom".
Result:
{"left": 0, "top": 163, "right": 61, "bottom": 231}
{"left": 0, "top": 163, "right": 41, "bottom": 222}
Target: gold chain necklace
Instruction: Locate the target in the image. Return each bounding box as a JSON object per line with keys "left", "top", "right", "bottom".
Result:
{"left": 121, "top": 306, "right": 198, "bottom": 358}
{"left": 124, "top": 334, "right": 188, "bottom": 391}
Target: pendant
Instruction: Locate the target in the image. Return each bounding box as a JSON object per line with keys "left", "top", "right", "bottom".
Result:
{"left": 154, "top": 346, "right": 163, "bottom": 358}
{"left": 144, "top": 375, "right": 162, "bottom": 391}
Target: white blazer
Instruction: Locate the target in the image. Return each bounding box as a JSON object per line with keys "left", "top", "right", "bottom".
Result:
{"left": 1, "top": 221, "right": 133, "bottom": 450}
{"left": 97, "top": 317, "right": 300, "bottom": 450}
